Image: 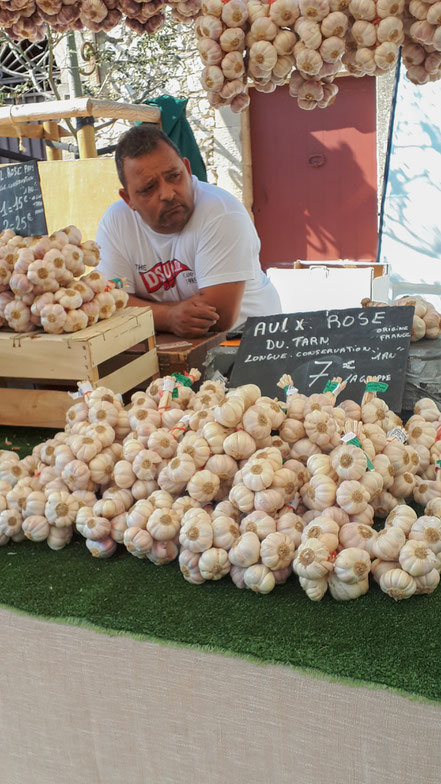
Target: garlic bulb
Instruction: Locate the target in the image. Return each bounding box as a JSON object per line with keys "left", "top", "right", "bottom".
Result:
{"left": 147, "top": 508, "right": 180, "bottom": 541}
{"left": 331, "top": 444, "right": 367, "bottom": 480}
{"left": 299, "top": 575, "right": 328, "bottom": 600}
{"left": 336, "top": 480, "right": 370, "bottom": 514}
{"left": 334, "top": 547, "right": 371, "bottom": 583}
{"left": 385, "top": 504, "right": 417, "bottom": 535}
{"left": 409, "top": 516, "right": 441, "bottom": 553}
{"left": 371, "top": 526, "right": 406, "bottom": 560}
{"left": 339, "top": 522, "right": 378, "bottom": 554}
{"left": 179, "top": 509, "right": 213, "bottom": 552}
{"left": 199, "top": 547, "right": 231, "bottom": 580}
{"left": 222, "top": 0, "right": 248, "bottom": 27}
{"left": 179, "top": 549, "right": 205, "bottom": 585}
{"left": 293, "top": 538, "right": 333, "bottom": 579}
{"left": 249, "top": 40, "right": 278, "bottom": 70}
{"left": 414, "top": 569, "right": 440, "bottom": 594}
{"left": 244, "top": 564, "right": 276, "bottom": 594}
{"left": 229, "top": 531, "right": 261, "bottom": 567}
{"left": 260, "top": 531, "right": 294, "bottom": 569}
{"left": 22, "top": 515, "right": 50, "bottom": 542}
{"left": 240, "top": 509, "right": 276, "bottom": 540}
{"left": 229, "top": 483, "right": 255, "bottom": 513}
{"left": 302, "top": 516, "right": 339, "bottom": 552}
{"left": 301, "top": 474, "right": 337, "bottom": 510}
{"left": 399, "top": 539, "right": 438, "bottom": 576}
{"left": 328, "top": 574, "right": 369, "bottom": 600}
{"left": 379, "top": 568, "right": 417, "bottom": 600}
{"left": 86, "top": 536, "right": 117, "bottom": 559}
{"left": 124, "top": 526, "right": 153, "bottom": 557}
{"left": 187, "top": 469, "right": 220, "bottom": 502}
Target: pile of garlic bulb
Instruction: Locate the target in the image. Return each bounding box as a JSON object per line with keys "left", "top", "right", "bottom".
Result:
{"left": 0, "top": 225, "right": 128, "bottom": 334}
{"left": 194, "top": 0, "right": 441, "bottom": 111}
{"left": 401, "top": 0, "right": 441, "bottom": 84}
{"left": 362, "top": 294, "right": 441, "bottom": 342}
{"left": 2, "top": 371, "right": 441, "bottom": 602}
{"left": 2, "top": 0, "right": 441, "bottom": 113}
{"left": 0, "top": 0, "right": 167, "bottom": 42}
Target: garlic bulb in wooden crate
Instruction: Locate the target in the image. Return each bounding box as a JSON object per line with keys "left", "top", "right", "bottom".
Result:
{"left": 0, "top": 225, "right": 127, "bottom": 334}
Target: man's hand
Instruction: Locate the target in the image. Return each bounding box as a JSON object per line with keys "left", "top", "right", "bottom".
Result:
{"left": 169, "top": 293, "right": 219, "bottom": 337}
{"left": 126, "top": 292, "right": 219, "bottom": 337}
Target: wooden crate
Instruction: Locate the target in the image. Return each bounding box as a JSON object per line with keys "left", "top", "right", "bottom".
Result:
{"left": 155, "top": 332, "right": 227, "bottom": 377}
{"left": 0, "top": 307, "right": 158, "bottom": 429}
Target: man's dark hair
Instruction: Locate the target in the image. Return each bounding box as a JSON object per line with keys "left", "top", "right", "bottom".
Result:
{"left": 115, "top": 124, "right": 182, "bottom": 188}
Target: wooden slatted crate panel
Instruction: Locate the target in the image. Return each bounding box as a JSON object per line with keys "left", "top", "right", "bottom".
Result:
{"left": 0, "top": 307, "right": 158, "bottom": 428}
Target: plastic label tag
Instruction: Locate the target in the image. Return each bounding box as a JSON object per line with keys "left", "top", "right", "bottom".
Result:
{"left": 365, "top": 381, "right": 389, "bottom": 393}
{"left": 172, "top": 372, "right": 193, "bottom": 388}
{"left": 68, "top": 380, "right": 94, "bottom": 399}
{"left": 288, "top": 493, "right": 300, "bottom": 510}
{"left": 323, "top": 380, "right": 338, "bottom": 393}
{"left": 285, "top": 385, "right": 298, "bottom": 397}
{"left": 211, "top": 369, "right": 228, "bottom": 385}
{"left": 341, "top": 432, "right": 359, "bottom": 444}
{"left": 386, "top": 427, "right": 407, "bottom": 443}
{"left": 162, "top": 377, "right": 175, "bottom": 392}
{"left": 341, "top": 432, "right": 374, "bottom": 470}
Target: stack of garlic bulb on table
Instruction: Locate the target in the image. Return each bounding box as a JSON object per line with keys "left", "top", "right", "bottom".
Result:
{"left": 0, "top": 225, "right": 128, "bottom": 334}
{"left": 2, "top": 370, "right": 441, "bottom": 603}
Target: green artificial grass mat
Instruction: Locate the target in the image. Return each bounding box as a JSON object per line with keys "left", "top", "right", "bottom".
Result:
{"left": 0, "top": 426, "right": 57, "bottom": 455}
{"left": 1, "top": 537, "right": 440, "bottom": 704}
{"left": 1, "top": 426, "right": 440, "bottom": 705}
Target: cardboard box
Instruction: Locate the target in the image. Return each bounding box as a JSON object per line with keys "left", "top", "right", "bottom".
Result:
{"left": 266, "top": 261, "right": 390, "bottom": 313}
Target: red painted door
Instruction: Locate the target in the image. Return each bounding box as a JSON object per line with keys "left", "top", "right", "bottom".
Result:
{"left": 249, "top": 78, "right": 378, "bottom": 269}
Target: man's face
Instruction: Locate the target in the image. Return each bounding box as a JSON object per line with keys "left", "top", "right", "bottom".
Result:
{"left": 119, "top": 142, "right": 195, "bottom": 234}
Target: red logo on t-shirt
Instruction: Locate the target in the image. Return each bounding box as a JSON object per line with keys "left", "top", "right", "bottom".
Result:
{"left": 139, "top": 259, "right": 191, "bottom": 293}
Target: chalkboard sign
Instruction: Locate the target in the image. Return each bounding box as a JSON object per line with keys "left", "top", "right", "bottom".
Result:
{"left": 0, "top": 161, "right": 47, "bottom": 236}
{"left": 230, "top": 306, "right": 414, "bottom": 411}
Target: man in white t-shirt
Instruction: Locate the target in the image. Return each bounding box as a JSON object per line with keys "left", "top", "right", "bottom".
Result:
{"left": 96, "top": 124, "right": 281, "bottom": 337}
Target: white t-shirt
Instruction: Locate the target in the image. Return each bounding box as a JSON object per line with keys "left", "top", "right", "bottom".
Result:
{"left": 96, "top": 176, "right": 281, "bottom": 329}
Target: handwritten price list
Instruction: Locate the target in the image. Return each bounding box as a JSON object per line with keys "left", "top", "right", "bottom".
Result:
{"left": 230, "top": 306, "right": 415, "bottom": 411}
{"left": 0, "top": 161, "right": 47, "bottom": 236}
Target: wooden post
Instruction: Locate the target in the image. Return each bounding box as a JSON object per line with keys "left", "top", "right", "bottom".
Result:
{"left": 77, "top": 117, "right": 97, "bottom": 158}
{"left": 240, "top": 106, "right": 254, "bottom": 222}
{"left": 43, "top": 120, "right": 62, "bottom": 161}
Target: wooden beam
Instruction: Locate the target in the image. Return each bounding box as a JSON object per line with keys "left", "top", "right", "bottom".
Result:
{"left": 43, "top": 120, "right": 62, "bottom": 161}
{"left": 0, "top": 98, "right": 161, "bottom": 126}
{"left": 240, "top": 107, "right": 254, "bottom": 221}
{"left": 0, "top": 122, "right": 72, "bottom": 141}
{"left": 77, "top": 123, "right": 97, "bottom": 159}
